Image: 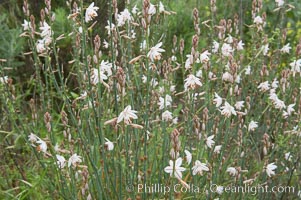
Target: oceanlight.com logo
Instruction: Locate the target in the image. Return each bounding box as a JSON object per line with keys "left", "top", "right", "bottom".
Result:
{"left": 135, "top": 183, "right": 296, "bottom": 196}
{"left": 210, "top": 184, "right": 295, "bottom": 196}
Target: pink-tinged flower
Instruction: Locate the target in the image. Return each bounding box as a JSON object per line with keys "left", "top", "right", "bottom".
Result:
{"left": 162, "top": 110, "right": 173, "bottom": 121}
{"left": 147, "top": 42, "right": 165, "bottom": 61}
{"left": 185, "top": 54, "right": 193, "bottom": 70}
{"left": 117, "top": 8, "right": 132, "bottom": 27}
{"left": 269, "top": 93, "right": 286, "bottom": 110}
{"left": 164, "top": 157, "right": 186, "bottom": 179}
{"left": 56, "top": 154, "right": 66, "bottom": 169}
{"left": 184, "top": 74, "right": 202, "bottom": 90}
{"left": 28, "top": 133, "right": 39, "bottom": 143}
{"left": 200, "top": 50, "right": 211, "bottom": 63}
{"left": 117, "top": 105, "right": 138, "bottom": 124}
{"left": 222, "top": 72, "right": 234, "bottom": 82}
{"left": 91, "top": 68, "right": 107, "bottom": 85}
{"left": 221, "top": 43, "right": 233, "bottom": 57}
{"left": 258, "top": 81, "right": 270, "bottom": 92}
{"left": 68, "top": 153, "right": 82, "bottom": 168}
{"left": 148, "top": 3, "right": 156, "bottom": 15}
{"left": 234, "top": 101, "right": 244, "bottom": 110}
{"left": 220, "top": 101, "right": 236, "bottom": 118}
{"left": 192, "top": 160, "right": 209, "bottom": 176}
{"left": 254, "top": 16, "right": 263, "bottom": 24}
{"left": 213, "top": 93, "right": 223, "bottom": 108}
{"left": 85, "top": 2, "right": 99, "bottom": 23}
{"left": 266, "top": 163, "right": 277, "bottom": 177}
{"left": 40, "top": 21, "right": 52, "bottom": 38}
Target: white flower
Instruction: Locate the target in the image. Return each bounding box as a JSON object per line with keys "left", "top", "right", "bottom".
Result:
{"left": 200, "top": 50, "right": 211, "bottom": 63}
{"left": 234, "top": 101, "right": 244, "bottom": 110}
{"left": 237, "top": 40, "right": 244, "bottom": 50}
{"left": 0, "top": 76, "right": 8, "bottom": 84}
{"left": 159, "top": 1, "right": 165, "bottom": 13}
{"left": 290, "top": 59, "right": 301, "bottom": 73}
{"left": 287, "top": 104, "right": 295, "bottom": 115}
{"left": 105, "top": 138, "right": 114, "bottom": 151}
{"left": 170, "top": 85, "right": 176, "bottom": 92}
{"left": 103, "top": 39, "right": 109, "bottom": 48}
{"left": 184, "top": 74, "right": 202, "bottom": 90}
{"left": 220, "top": 101, "right": 236, "bottom": 118}
{"left": 212, "top": 40, "right": 219, "bottom": 53}
{"left": 222, "top": 72, "right": 233, "bottom": 82}
{"left": 85, "top": 2, "right": 99, "bottom": 23}
{"left": 140, "top": 40, "right": 147, "bottom": 51}
{"left": 164, "top": 157, "right": 186, "bottom": 179}
{"left": 142, "top": 75, "right": 147, "bottom": 83}
{"left": 148, "top": 3, "right": 156, "bottom": 15}
{"left": 132, "top": 5, "right": 139, "bottom": 14}
{"left": 185, "top": 54, "right": 193, "bottom": 70}
{"left": 283, "top": 104, "right": 295, "bottom": 118}
{"left": 22, "top": 19, "right": 31, "bottom": 31}
{"left": 117, "top": 105, "right": 138, "bottom": 124}
{"left": 262, "top": 44, "right": 269, "bottom": 56}
{"left": 254, "top": 16, "right": 263, "bottom": 25}
{"left": 172, "top": 117, "right": 178, "bottom": 124}
{"left": 221, "top": 43, "right": 233, "bottom": 57}
{"left": 147, "top": 42, "right": 165, "bottom": 61}
{"left": 280, "top": 43, "right": 291, "bottom": 54}
{"left": 36, "top": 40, "right": 47, "bottom": 53}
{"left": 213, "top": 93, "right": 223, "bottom": 108}
{"left": 275, "top": 0, "right": 284, "bottom": 7}
{"left": 214, "top": 145, "right": 222, "bottom": 154}
{"left": 40, "top": 21, "right": 52, "bottom": 38}
{"left": 99, "top": 60, "right": 113, "bottom": 77}
{"left": 184, "top": 150, "right": 192, "bottom": 165}
{"left": 206, "top": 135, "right": 215, "bottom": 149}
{"left": 258, "top": 81, "right": 270, "bottom": 92}
{"left": 225, "top": 34, "right": 233, "bottom": 43}
{"left": 285, "top": 152, "right": 292, "bottom": 161}
{"left": 117, "top": 8, "right": 132, "bottom": 27}
{"left": 226, "top": 167, "right": 237, "bottom": 176}
{"left": 68, "top": 153, "right": 82, "bottom": 168}
{"left": 266, "top": 163, "right": 277, "bottom": 177}
{"left": 105, "top": 20, "right": 115, "bottom": 35}
{"left": 28, "top": 133, "right": 38, "bottom": 143}
{"left": 36, "top": 138, "right": 47, "bottom": 153}
{"left": 245, "top": 65, "right": 251, "bottom": 75}
{"left": 192, "top": 160, "right": 209, "bottom": 176}
{"left": 216, "top": 186, "right": 224, "bottom": 195}
{"left": 162, "top": 110, "right": 173, "bottom": 121}
{"left": 196, "top": 69, "right": 202, "bottom": 78}
{"left": 269, "top": 93, "right": 286, "bottom": 110}
{"left": 248, "top": 121, "right": 258, "bottom": 131}
{"left": 56, "top": 155, "right": 66, "bottom": 169}
{"left": 271, "top": 79, "right": 279, "bottom": 89}
{"left": 91, "top": 68, "right": 107, "bottom": 85}
{"left": 158, "top": 95, "right": 172, "bottom": 110}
